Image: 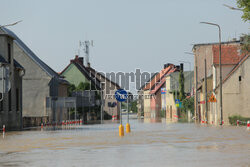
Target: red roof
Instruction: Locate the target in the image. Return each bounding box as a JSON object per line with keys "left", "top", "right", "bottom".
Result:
{"left": 220, "top": 54, "right": 249, "bottom": 88}
{"left": 212, "top": 45, "right": 244, "bottom": 65}
{"left": 143, "top": 64, "right": 176, "bottom": 91}
{"left": 150, "top": 68, "right": 178, "bottom": 94}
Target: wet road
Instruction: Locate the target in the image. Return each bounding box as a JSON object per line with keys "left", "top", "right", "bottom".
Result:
{"left": 0, "top": 118, "right": 250, "bottom": 167}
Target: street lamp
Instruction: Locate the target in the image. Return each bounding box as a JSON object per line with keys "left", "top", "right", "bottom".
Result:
{"left": 223, "top": 4, "right": 243, "bottom": 11}
{"left": 184, "top": 52, "right": 198, "bottom": 121}
{"left": 200, "top": 21, "right": 223, "bottom": 125}
{"left": 0, "top": 20, "right": 22, "bottom": 28}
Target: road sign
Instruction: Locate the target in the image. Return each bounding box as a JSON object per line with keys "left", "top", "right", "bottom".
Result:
{"left": 115, "top": 89, "right": 128, "bottom": 102}
{"left": 208, "top": 94, "right": 217, "bottom": 102}
{"left": 175, "top": 99, "right": 180, "bottom": 104}
{"left": 161, "top": 88, "right": 166, "bottom": 94}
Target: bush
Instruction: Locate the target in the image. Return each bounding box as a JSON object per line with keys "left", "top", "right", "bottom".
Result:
{"left": 228, "top": 115, "right": 250, "bottom": 126}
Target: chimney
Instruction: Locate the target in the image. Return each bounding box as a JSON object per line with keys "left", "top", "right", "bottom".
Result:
{"left": 164, "top": 63, "right": 172, "bottom": 69}
{"left": 78, "top": 57, "right": 84, "bottom": 66}
{"left": 72, "top": 55, "right": 84, "bottom": 66}
{"left": 180, "top": 63, "right": 184, "bottom": 72}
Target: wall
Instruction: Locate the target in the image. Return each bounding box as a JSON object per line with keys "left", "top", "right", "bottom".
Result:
{"left": 143, "top": 90, "right": 151, "bottom": 118}
{"left": 61, "top": 63, "right": 90, "bottom": 87}
{"left": 13, "top": 43, "right": 51, "bottom": 118}
{"left": 165, "top": 76, "right": 178, "bottom": 122}
{"left": 94, "top": 73, "right": 120, "bottom": 118}
{"left": 216, "top": 57, "right": 250, "bottom": 124}
{"left": 0, "top": 35, "right": 23, "bottom": 130}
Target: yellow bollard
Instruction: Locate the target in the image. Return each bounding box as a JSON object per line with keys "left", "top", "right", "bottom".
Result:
{"left": 119, "top": 124, "right": 124, "bottom": 137}
{"left": 126, "top": 123, "right": 131, "bottom": 133}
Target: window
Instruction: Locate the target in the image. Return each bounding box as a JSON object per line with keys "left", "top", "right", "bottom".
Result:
{"left": 16, "top": 89, "right": 19, "bottom": 111}
{"left": 239, "top": 76, "right": 242, "bottom": 82}
{"left": 8, "top": 43, "right": 11, "bottom": 63}
{"left": 8, "top": 89, "right": 11, "bottom": 111}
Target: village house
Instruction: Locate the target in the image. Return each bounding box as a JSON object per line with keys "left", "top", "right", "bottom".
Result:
{"left": 214, "top": 55, "right": 250, "bottom": 124}
{"left": 137, "top": 72, "right": 158, "bottom": 120}
{"left": 60, "top": 56, "right": 120, "bottom": 120}
{"left": 165, "top": 70, "right": 194, "bottom": 122}
{"left": 86, "top": 65, "right": 121, "bottom": 120}
{"left": 140, "top": 64, "right": 179, "bottom": 121}
{"left": 193, "top": 40, "right": 246, "bottom": 124}
{"left": 0, "top": 33, "right": 25, "bottom": 131}
{"left": 1, "top": 28, "right": 69, "bottom": 127}
{"left": 149, "top": 64, "right": 178, "bottom": 121}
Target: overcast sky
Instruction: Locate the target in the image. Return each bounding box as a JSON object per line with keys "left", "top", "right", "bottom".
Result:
{"left": 1, "top": 0, "right": 249, "bottom": 75}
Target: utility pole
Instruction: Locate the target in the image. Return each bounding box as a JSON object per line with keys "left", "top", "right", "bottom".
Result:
{"left": 204, "top": 58, "right": 208, "bottom": 123}
{"left": 195, "top": 66, "right": 198, "bottom": 121}
{"left": 79, "top": 40, "right": 93, "bottom": 67}
{"left": 200, "top": 22, "right": 223, "bottom": 125}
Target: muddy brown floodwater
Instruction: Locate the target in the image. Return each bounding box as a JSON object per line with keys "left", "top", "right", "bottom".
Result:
{"left": 0, "top": 117, "right": 250, "bottom": 167}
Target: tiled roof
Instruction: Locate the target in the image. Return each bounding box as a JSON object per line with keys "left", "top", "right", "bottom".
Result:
{"left": 87, "top": 66, "right": 120, "bottom": 89}
{"left": 2, "top": 27, "right": 60, "bottom": 78}
{"left": 1, "top": 27, "right": 69, "bottom": 84}
{"left": 60, "top": 57, "right": 101, "bottom": 90}
{"left": 212, "top": 45, "right": 245, "bottom": 65}
{"left": 150, "top": 68, "right": 178, "bottom": 94}
{"left": 216, "top": 54, "right": 249, "bottom": 90}
{"left": 193, "top": 40, "right": 240, "bottom": 49}
{"left": 143, "top": 64, "right": 176, "bottom": 91}
{"left": 139, "top": 72, "right": 158, "bottom": 91}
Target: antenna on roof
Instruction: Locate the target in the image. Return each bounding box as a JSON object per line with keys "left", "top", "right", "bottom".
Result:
{"left": 79, "top": 40, "right": 94, "bottom": 67}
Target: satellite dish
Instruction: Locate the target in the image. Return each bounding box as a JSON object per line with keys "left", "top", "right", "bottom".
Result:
{"left": 0, "top": 66, "right": 11, "bottom": 94}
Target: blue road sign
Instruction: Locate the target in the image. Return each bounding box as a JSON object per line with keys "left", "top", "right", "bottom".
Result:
{"left": 175, "top": 99, "right": 180, "bottom": 104}
{"left": 115, "top": 89, "right": 128, "bottom": 102}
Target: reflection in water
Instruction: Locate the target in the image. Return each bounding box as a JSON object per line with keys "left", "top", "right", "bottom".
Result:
{"left": 0, "top": 116, "right": 249, "bottom": 167}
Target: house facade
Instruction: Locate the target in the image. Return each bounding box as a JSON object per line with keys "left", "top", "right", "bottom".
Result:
{"left": 0, "top": 33, "right": 24, "bottom": 131}
{"left": 193, "top": 41, "right": 245, "bottom": 124}
{"left": 165, "top": 71, "right": 194, "bottom": 122}
{"left": 1, "top": 28, "right": 69, "bottom": 127}
{"left": 87, "top": 66, "right": 120, "bottom": 120}
{"left": 215, "top": 55, "right": 250, "bottom": 124}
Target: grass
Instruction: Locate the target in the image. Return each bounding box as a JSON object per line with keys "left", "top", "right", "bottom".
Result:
{"left": 228, "top": 115, "right": 250, "bottom": 126}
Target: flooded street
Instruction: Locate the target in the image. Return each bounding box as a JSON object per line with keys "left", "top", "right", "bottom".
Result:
{"left": 0, "top": 117, "right": 250, "bottom": 167}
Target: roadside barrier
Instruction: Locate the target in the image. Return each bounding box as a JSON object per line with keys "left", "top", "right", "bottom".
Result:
{"left": 119, "top": 124, "right": 124, "bottom": 137}
{"left": 126, "top": 123, "right": 131, "bottom": 133}
{"left": 247, "top": 121, "right": 250, "bottom": 130}
{"left": 112, "top": 115, "right": 118, "bottom": 121}
{"left": 3, "top": 125, "right": 5, "bottom": 133}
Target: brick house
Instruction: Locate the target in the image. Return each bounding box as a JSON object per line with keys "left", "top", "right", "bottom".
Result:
{"left": 193, "top": 40, "right": 245, "bottom": 124}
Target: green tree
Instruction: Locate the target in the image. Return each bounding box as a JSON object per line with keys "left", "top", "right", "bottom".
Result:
{"left": 240, "top": 34, "right": 250, "bottom": 52}
{"left": 183, "top": 97, "right": 194, "bottom": 114}
{"left": 68, "top": 84, "right": 76, "bottom": 96}
{"left": 130, "top": 100, "right": 138, "bottom": 113}
{"left": 179, "top": 69, "right": 185, "bottom": 101}
{"left": 77, "top": 82, "right": 98, "bottom": 91}
{"left": 236, "top": 0, "right": 250, "bottom": 22}
{"left": 77, "top": 82, "right": 90, "bottom": 91}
